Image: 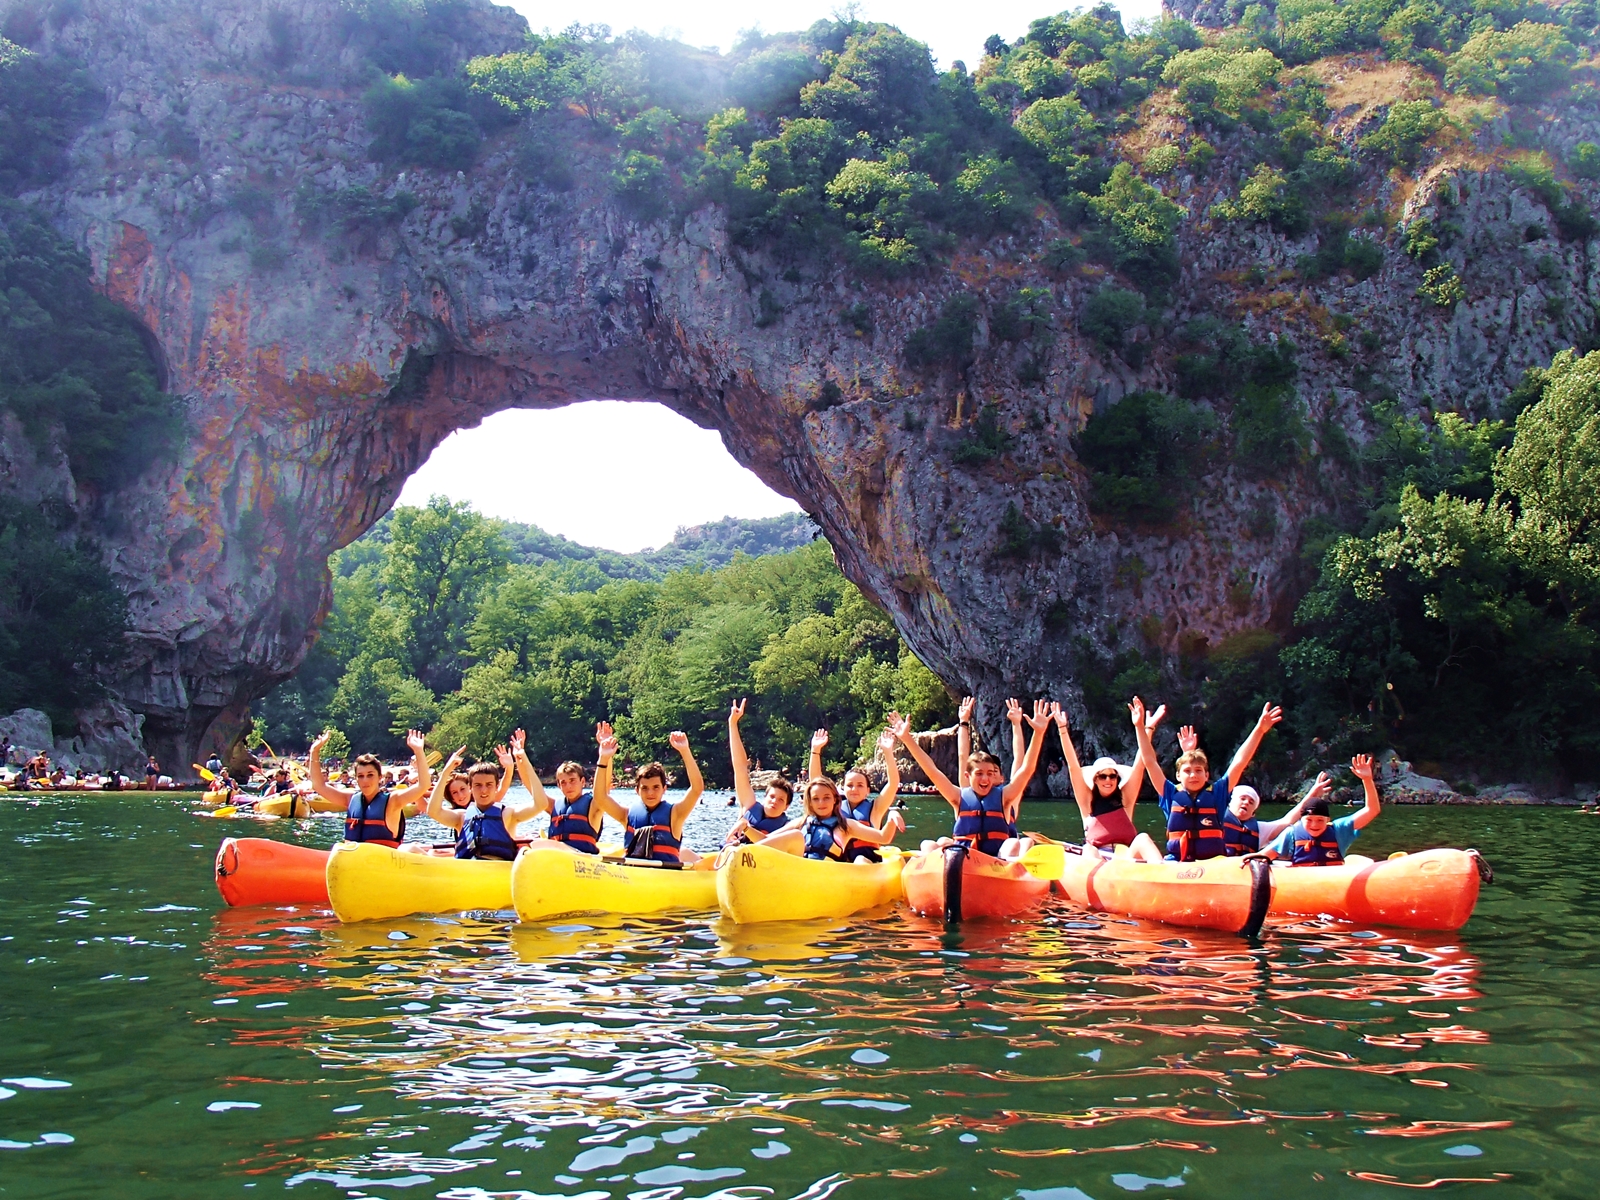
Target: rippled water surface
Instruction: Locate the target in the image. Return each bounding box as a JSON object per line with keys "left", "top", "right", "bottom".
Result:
{"left": 2, "top": 792, "right": 1597, "bottom": 1199}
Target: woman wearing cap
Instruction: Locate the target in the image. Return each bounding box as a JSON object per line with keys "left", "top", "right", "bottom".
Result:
{"left": 1052, "top": 705, "right": 1164, "bottom": 862}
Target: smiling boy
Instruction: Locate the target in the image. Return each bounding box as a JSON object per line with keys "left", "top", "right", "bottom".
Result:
{"left": 1261, "top": 754, "right": 1382, "bottom": 865}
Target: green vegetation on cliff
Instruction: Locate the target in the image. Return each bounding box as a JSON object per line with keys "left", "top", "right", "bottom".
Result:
{"left": 259, "top": 501, "right": 947, "bottom": 776}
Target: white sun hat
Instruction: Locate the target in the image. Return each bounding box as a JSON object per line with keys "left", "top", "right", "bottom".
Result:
{"left": 1081, "top": 756, "right": 1134, "bottom": 788}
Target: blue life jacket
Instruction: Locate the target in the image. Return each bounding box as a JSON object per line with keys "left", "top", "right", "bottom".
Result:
{"left": 742, "top": 802, "right": 791, "bottom": 839}
{"left": 455, "top": 803, "right": 519, "bottom": 860}
{"left": 549, "top": 791, "right": 599, "bottom": 854}
{"left": 626, "top": 798, "right": 681, "bottom": 863}
{"left": 1290, "top": 824, "right": 1345, "bottom": 866}
{"left": 344, "top": 788, "right": 402, "bottom": 846}
{"left": 803, "top": 815, "right": 844, "bottom": 861}
{"left": 1165, "top": 782, "right": 1228, "bottom": 861}
{"left": 954, "top": 785, "right": 1015, "bottom": 857}
{"left": 1223, "top": 811, "right": 1260, "bottom": 855}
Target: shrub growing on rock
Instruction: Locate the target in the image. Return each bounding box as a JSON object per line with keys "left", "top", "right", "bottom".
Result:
{"left": 1077, "top": 390, "right": 1216, "bottom": 522}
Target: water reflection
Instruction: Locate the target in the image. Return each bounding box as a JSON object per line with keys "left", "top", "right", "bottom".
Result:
{"left": 195, "top": 896, "right": 1502, "bottom": 1195}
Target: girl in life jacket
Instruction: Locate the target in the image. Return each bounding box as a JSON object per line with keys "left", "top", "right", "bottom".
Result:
{"left": 751, "top": 777, "right": 899, "bottom": 862}
{"left": 1260, "top": 754, "right": 1383, "bottom": 866}
{"left": 512, "top": 722, "right": 629, "bottom": 855}
{"left": 808, "top": 724, "right": 906, "bottom": 862}
{"left": 888, "top": 699, "right": 1050, "bottom": 860}
{"left": 424, "top": 733, "right": 538, "bottom": 860}
{"left": 1131, "top": 697, "right": 1284, "bottom": 862}
{"left": 620, "top": 731, "right": 709, "bottom": 866}
{"left": 723, "top": 699, "right": 796, "bottom": 847}
{"left": 309, "top": 727, "right": 432, "bottom": 848}
{"left": 1051, "top": 703, "right": 1165, "bottom": 862}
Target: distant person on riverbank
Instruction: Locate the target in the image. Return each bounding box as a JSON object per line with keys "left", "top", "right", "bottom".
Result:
{"left": 1132, "top": 697, "right": 1283, "bottom": 861}
{"left": 145, "top": 755, "right": 161, "bottom": 789}
{"left": 309, "top": 728, "right": 431, "bottom": 848}
{"left": 1261, "top": 755, "right": 1383, "bottom": 865}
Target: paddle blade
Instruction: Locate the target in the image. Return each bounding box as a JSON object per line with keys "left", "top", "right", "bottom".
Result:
{"left": 193, "top": 763, "right": 216, "bottom": 782}
{"left": 1019, "top": 841, "right": 1066, "bottom": 880}
{"left": 424, "top": 750, "right": 443, "bottom": 767}
{"left": 210, "top": 806, "right": 237, "bottom": 818}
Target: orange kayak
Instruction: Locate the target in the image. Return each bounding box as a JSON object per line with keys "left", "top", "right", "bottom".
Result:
{"left": 1059, "top": 847, "right": 1484, "bottom": 933}
{"left": 215, "top": 837, "right": 330, "bottom": 906}
{"left": 902, "top": 845, "right": 1051, "bottom": 921}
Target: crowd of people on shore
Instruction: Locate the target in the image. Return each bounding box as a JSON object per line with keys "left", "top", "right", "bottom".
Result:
{"left": 293, "top": 693, "right": 1383, "bottom": 871}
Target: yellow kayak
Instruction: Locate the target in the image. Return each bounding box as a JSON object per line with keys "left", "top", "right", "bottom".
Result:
{"left": 716, "top": 841, "right": 905, "bottom": 923}
{"left": 510, "top": 844, "right": 719, "bottom": 921}
{"left": 326, "top": 842, "right": 514, "bottom": 923}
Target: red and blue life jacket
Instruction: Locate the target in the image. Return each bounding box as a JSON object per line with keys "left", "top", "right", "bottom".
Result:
{"left": 549, "top": 791, "right": 599, "bottom": 854}
{"left": 954, "top": 785, "right": 1015, "bottom": 857}
{"left": 1222, "top": 811, "right": 1260, "bottom": 855}
{"left": 1290, "top": 825, "right": 1344, "bottom": 866}
{"left": 344, "top": 788, "right": 402, "bottom": 847}
{"left": 1165, "top": 782, "right": 1228, "bottom": 861}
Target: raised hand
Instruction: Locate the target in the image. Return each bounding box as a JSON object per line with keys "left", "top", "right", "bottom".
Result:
{"left": 811, "top": 728, "right": 830, "bottom": 752}
{"left": 405, "top": 729, "right": 426, "bottom": 754}
{"left": 877, "top": 728, "right": 897, "bottom": 755}
{"left": 1052, "top": 702, "right": 1069, "bottom": 730}
{"left": 1306, "top": 771, "right": 1333, "bottom": 799}
{"left": 310, "top": 730, "right": 332, "bottom": 754}
{"left": 494, "top": 744, "right": 512, "bottom": 769}
{"left": 1350, "top": 753, "right": 1374, "bottom": 781}
{"left": 595, "top": 720, "right": 614, "bottom": 746}
{"left": 1129, "top": 696, "right": 1146, "bottom": 728}
{"left": 445, "top": 746, "right": 467, "bottom": 773}
{"left": 959, "top": 696, "right": 975, "bottom": 723}
{"left": 1026, "top": 700, "right": 1053, "bottom": 731}
{"left": 510, "top": 728, "right": 527, "bottom": 756}
{"left": 597, "top": 731, "right": 618, "bottom": 764}
{"left": 1005, "top": 697, "right": 1024, "bottom": 726}
{"left": 1257, "top": 703, "right": 1285, "bottom": 732}
{"left": 1177, "top": 724, "right": 1197, "bottom": 752}
{"left": 887, "top": 712, "right": 911, "bottom": 741}
{"left": 729, "top": 698, "right": 747, "bottom": 725}
{"left": 1144, "top": 703, "right": 1168, "bottom": 732}
{"left": 668, "top": 730, "right": 690, "bottom": 754}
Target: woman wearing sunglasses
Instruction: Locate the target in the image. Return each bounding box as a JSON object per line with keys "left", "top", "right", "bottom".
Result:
{"left": 1053, "top": 704, "right": 1165, "bottom": 862}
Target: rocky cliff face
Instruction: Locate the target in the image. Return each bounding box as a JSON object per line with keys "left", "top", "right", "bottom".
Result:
{"left": 5, "top": 0, "right": 1598, "bottom": 770}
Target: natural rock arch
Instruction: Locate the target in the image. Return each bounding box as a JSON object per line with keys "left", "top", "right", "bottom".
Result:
{"left": 10, "top": 0, "right": 1590, "bottom": 769}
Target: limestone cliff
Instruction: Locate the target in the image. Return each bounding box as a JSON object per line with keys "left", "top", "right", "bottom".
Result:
{"left": 4, "top": 0, "right": 1597, "bottom": 770}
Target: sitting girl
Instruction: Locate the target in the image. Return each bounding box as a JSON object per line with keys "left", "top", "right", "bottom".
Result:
{"left": 756, "top": 777, "right": 898, "bottom": 862}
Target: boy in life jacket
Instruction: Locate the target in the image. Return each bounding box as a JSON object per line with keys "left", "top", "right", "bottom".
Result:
{"left": 309, "top": 728, "right": 432, "bottom": 848}
{"left": 1261, "top": 754, "right": 1382, "bottom": 865}
{"left": 511, "top": 722, "right": 626, "bottom": 854}
{"left": 808, "top": 724, "right": 905, "bottom": 862}
{"left": 615, "top": 731, "right": 707, "bottom": 866}
{"left": 1131, "top": 696, "right": 1282, "bottom": 862}
{"left": 889, "top": 700, "right": 1050, "bottom": 859}
{"left": 725, "top": 699, "right": 796, "bottom": 846}
{"left": 422, "top": 747, "right": 528, "bottom": 861}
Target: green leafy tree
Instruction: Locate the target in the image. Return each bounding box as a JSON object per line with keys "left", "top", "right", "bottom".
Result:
{"left": 1446, "top": 22, "right": 1579, "bottom": 102}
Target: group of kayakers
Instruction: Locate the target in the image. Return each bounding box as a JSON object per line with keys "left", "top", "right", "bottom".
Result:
{"left": 301, "top": 691, "right": 1383, "bottom": 872}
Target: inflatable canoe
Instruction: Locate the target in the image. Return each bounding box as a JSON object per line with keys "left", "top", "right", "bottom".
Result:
{"left": 716, "top": 842, "right": 905, "bottom": 923}
{"left": 215, "top": 837, "right": 330, "bottom": 906}
{"left": 325, "top": 841, "right": 515, "bottom": 923}
{"left": 1058, "top": 847, "right": 1485, "bottom": 933}
{"left": 511, "top": 844, "right": 719, "bottom": 921}
{"left": 902, "top": 845, "right": 1053, "bottom": 922}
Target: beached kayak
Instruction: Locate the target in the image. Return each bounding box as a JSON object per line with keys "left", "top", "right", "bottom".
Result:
{"left": 716, "top": 842, "right": 905, "bottom": 923}
{"left": 901, "top": 845, "right": 1053, "bottom": 922}
{"left": 511, "top": 844, "right": 719, "bottom": 921}
{"left": 215, "top": 836, "right": 330, "bottom": 906}
{"left": 326, "top": 841, "right": 514, "bottom": 923}
{"left": 1058, "top": 846, "right": 1484, "bottom": 932}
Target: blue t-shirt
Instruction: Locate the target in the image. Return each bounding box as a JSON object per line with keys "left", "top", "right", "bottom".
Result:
{"left": 1266, "top": 815, "right": 1361, "bottom": 858}
{"left": 1159, "top": 778, "right": 1232, "bottom": 819}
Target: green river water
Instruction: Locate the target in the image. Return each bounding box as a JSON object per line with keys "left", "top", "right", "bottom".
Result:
{"left": 1, "top": 792, "right": 1597, "bottom": 1199}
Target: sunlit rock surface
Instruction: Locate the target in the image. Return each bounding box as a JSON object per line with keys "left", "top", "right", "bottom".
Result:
{"left": 8, "top": 0, "right": 1597, "bottom": 767}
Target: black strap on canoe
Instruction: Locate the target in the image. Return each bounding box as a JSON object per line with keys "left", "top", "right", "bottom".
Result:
{"left": 942, "top": 844, "right": 967, "bottom": 925}
{"left": 1239, "top": 856, "right": 1272, "bottom": 938}
{"left": 1470, "top": 850, "right": 1494, "bottom": 884}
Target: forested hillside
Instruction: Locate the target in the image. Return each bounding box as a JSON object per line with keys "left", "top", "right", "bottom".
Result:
{"left": 256, "top": 500, "right": 948, "bottom": 778}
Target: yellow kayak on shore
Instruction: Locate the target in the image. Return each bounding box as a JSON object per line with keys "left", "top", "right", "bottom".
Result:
{"left": 510, "top": 844, "right": 719, "bottom": 921}
{"left": 326, "top": 842, "right": 514, "bottom": 923}
{"left": 716, "top": 842, "right": 905, "bottom": 924}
